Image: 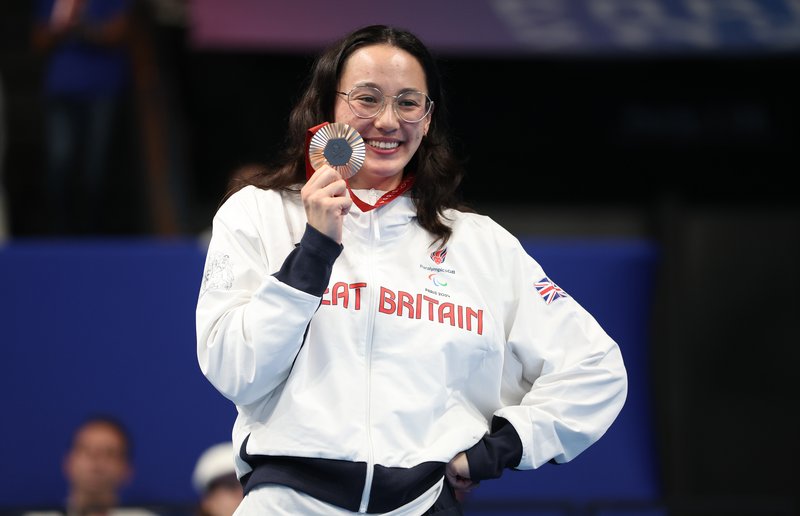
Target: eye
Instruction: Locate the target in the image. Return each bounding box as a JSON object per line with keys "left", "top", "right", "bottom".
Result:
{"left": 397, "top": 92, "right": 426, "bottom": 109}
{"left": 354, "top": 94, "right": 380, "bottom": 105}
{"left": 398, "top": 98, "right": 420, "bottom": 108}
{"left": 350, "top": 86, "right": 384, "bottom": 106}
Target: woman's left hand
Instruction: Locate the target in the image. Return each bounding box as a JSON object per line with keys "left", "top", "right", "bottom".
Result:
{"left": 445, "top": 452, "right": 479, "bottom": 500}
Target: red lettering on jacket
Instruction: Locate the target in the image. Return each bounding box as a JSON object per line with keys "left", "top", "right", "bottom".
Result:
{"left": 379, "top": 287, "right": 395, "bottom": 314}
{"left": 322, "top": 282, "right": 367, "bottom": 310}
{"left": 466, "top": 307, "right": 483, "bottom": 335}
{"left": 325, "top": 284, "right": 483, "bottom": 335}
{"left": 398, "top": 290, "right": 414, "bottom": 319}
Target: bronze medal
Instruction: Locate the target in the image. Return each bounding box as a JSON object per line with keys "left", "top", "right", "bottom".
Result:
{"left": 307, "top": 122, "right": 365, "bottom": 179}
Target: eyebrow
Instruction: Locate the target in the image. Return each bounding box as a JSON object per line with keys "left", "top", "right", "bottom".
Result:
{"left": 351, "top": 81, "right": 426, "bottom": 95}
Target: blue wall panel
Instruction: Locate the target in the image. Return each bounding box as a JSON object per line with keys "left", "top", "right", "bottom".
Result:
{"left": 0, "top": 238, "right": 660, "bottom": 509}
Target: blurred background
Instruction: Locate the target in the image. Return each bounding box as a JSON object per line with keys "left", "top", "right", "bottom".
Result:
{"left": 1, "top": 0, "right": 798, "bottom": 515}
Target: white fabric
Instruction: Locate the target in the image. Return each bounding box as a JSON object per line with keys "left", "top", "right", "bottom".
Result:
{"left": 197, "top": 185, "right": 627, "bottom": 511}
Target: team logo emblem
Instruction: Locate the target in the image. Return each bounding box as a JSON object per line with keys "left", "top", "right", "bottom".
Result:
{"left": 202, "top": 252, "right": 234, "bottom": 292}
{"left": 430, "top": 248, "right": 447, "bottom": 264}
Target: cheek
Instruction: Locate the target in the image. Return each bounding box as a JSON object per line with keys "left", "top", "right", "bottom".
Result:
{"left": 335, "top": 112, "right": 371, "bottom": 136}
{"left": 334, "top": 104, "right": 358, "bottom": 126}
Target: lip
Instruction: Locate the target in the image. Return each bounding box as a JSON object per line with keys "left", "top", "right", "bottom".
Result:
{"left": 364, "top": 138, "right": 402, "bottom": 154}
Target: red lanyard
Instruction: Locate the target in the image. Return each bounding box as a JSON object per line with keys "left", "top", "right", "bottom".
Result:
{"left": 347, "top": 175, "right": 415, "bottom": 212}
{"left": 305, "top": 122, "right": 330, "bottom": 180}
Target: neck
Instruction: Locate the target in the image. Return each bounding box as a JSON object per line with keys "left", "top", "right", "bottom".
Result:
{"left": 347, "top": 172, "right": 402, "bottom": 192}
{"left": 68, "top": 491, "right": 118, "bottom": 516}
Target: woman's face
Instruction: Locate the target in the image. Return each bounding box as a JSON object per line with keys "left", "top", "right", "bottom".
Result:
{"left": 334, "top": 44, "right": 431, "bottom": 190}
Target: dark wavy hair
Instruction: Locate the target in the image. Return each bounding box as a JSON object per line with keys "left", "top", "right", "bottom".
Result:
{"left": 227, "top": 24, "right": 470, "bottom": 245}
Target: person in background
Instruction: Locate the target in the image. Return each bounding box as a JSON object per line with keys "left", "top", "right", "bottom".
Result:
{"left": 31, "top": 0, "right": 134, "bottom": 235}
{"left": 196, "top": 24, "right": 627, "bottom": 515}
{"left": 191, "top": 442, "right": 243, "bottom": 516}
{"left": 23, "top": 415, "right": 159, "bottom": 516}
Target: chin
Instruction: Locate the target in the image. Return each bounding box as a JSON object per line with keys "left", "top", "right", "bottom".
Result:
{"left": 350, "top": 168, "right": 402, "bottom": 188}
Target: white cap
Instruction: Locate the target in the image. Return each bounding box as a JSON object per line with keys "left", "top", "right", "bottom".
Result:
{"left": 192, "top": 442, "right": 237, "bottom": 494}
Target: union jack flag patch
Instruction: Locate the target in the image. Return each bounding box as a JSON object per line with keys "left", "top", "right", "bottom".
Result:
{"left": 534, "top": 276, "right": 568, "bottom": 304}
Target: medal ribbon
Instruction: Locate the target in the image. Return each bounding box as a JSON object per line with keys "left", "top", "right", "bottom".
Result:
{"left": 347, "top": 175, "right": 415, "bottom": 212}
{"left": 305, "top": 122, "right": 330, "bottom": 180}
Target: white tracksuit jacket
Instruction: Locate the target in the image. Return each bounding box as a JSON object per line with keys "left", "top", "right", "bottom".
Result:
{"left": 196, "top": 185, "right": 628, "bottom": 514}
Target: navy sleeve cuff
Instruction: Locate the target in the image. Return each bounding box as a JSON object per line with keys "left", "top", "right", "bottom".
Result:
{"left": 272, "top": 224, "right": 343, "bottom": 296}
{"left": 464, "top": 417, "right": 523, "bottom": 481}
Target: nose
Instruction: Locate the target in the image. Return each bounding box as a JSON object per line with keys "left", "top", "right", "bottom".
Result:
{"left": 373, "top": 100, "right": 400, "bottom": 131}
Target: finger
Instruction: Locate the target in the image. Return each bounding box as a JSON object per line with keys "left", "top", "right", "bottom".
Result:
{"left": 446, "top": 474, "right": 471, "bottom": 488}
{"left": 306, "top": 165, "right": 342, "bottom": 188}
{"left": 305, "top": 174, "right": 347, "bottom": 200}
{"left": 339, "top": 197, "right": 352, "bottom": 216}
{"left": 305, "top": 186, "right": 348, "bottom": 216}
{"left": 330, "top": 196, "right": 352, "bottom": 215}
{"left": 306, "top": 195, "right": 352, "bottom": 226}
{"left": 320, "top": 177, "right": 348, "bottom": 198}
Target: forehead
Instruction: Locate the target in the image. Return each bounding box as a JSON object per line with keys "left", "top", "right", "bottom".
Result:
{"left": 74, "top": 422, "right": 126, "bottom": 450}
{"left": 340, "top": 44, "right": 427, "bottom": 91}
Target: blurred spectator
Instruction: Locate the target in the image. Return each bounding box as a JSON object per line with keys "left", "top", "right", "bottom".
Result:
{"left": 23, "top": 415, "right": 159, "bottom": 516}
{"left": 191, "top": 442, "right": 242, "bottom": 516}
{"left": 31, "top": 0, "right": 134, "bottom": 235}
{"left": 0, "top": 71, "right": 8, "bottom": 241}
{"left": 140, "top": 0, "right": 187, "bottom": 26}
{"left": 124, "top": 0, "right": 188, "bottom": 235}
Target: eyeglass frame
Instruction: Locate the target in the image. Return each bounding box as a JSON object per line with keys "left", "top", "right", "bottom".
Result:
{"left": 335, "top": 86, "right": 434, "bottom": 123}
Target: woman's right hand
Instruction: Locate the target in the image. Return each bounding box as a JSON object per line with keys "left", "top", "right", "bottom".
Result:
{"left": 301, "top": 165, "right": 352, "bottom": 244}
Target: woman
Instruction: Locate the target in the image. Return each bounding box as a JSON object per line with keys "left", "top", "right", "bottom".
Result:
{"left": 196, "top": 24, "right": 627, "bottom": 515}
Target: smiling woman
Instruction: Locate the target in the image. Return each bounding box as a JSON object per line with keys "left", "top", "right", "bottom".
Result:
{"left": 195, "top": 24, "right": 628, "bottom": 515}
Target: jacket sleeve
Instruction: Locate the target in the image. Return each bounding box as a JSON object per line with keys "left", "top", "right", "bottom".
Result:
{"left": 477, "top": 232, "right": 628, "bottom": 474}
{"left": 195, "top": 191, "right": 341, "bottom": 406}
{"left": 465, "top": 416, "right": 523, "bottom": 481}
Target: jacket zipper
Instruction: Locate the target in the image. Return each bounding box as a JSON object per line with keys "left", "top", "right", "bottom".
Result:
{"left": 358, "top": 191, "right": 380, "bottom": 512}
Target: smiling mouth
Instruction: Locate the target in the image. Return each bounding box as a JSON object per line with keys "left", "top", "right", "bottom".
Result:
{"left": 366, "top": 140, "right": 400, "bottom": 150}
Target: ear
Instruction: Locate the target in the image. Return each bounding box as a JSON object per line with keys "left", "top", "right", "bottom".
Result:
{"left": 424, "top": 103, "right": 434, "bottom": 136}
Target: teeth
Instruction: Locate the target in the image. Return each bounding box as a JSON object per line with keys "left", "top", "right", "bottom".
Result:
{"left": 367, "top": 140, "right": 399, "bottom": 150}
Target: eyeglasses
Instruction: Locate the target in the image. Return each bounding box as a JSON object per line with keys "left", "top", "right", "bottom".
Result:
{"left": 336, "top": 86, "right": 434, "bottom": 123}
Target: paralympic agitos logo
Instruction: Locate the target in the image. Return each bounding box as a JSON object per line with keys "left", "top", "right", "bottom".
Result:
{"left": 428, "top": 273, "right": 448, "bottom": 287}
